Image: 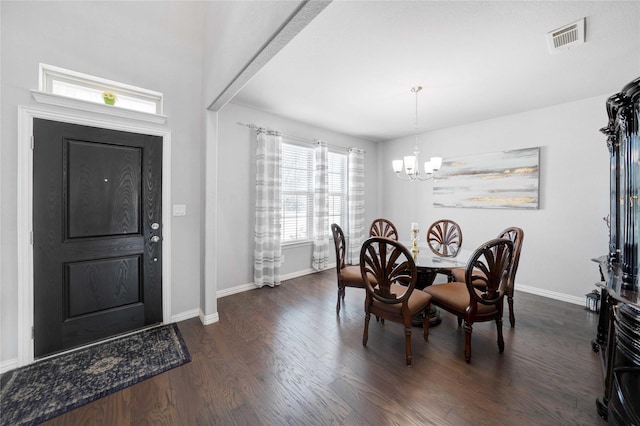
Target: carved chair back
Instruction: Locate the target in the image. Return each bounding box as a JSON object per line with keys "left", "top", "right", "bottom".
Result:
{"left": 426, "top": 219, "right": 463, "bottom": 257}
{"left": 369, "top": 218, "right": 399, "bottom": 240}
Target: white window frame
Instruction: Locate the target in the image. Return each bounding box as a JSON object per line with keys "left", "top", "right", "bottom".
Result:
{"left": 38, "top": 63, "right": 164, "bottom": 115}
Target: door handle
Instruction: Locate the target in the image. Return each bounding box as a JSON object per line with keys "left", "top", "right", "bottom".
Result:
{"left": 150, "top": 235, "right": 161, "bottom": 243}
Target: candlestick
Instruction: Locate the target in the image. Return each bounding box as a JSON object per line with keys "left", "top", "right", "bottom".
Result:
{"left": 411, "top": 228, "right": 419, "bottom": 255}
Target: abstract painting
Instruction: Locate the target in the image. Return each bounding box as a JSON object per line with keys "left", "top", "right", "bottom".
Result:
{"left": 433, "top": 147, "right": 540, "bottom": 209}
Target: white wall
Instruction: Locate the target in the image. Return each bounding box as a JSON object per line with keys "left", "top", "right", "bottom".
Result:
{"left": 199, "top": 1, "right": 306, "bottom": 320}
{"left": 215, "top": 102, "right": 380, "bottom": 290}
{"left": 1, "top": 2, "right": 205, "bottom": 363}
{"left": 382, "top": 95, "right": 612, "bottom": 302}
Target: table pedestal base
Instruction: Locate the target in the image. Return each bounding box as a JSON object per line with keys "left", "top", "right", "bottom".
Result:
{"left": 412, "top": 305, "right": 441, "bottom": 327}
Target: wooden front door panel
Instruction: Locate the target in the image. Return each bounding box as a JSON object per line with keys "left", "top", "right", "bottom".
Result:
{"left": 33, "top": 119, "right": 163, "bottom": 358}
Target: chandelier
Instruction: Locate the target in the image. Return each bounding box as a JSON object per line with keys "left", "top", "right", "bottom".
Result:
{"left": 392, "top": 86, "right": 442, "bottom": 181}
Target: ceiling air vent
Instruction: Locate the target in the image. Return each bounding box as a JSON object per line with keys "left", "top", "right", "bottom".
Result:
{"left": 546, "top": 17, "right": 585, "bottom": 54}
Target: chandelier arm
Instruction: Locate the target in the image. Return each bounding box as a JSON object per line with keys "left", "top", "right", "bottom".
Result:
{"left": 393, "top": 171, "right": 434, "bottom": 181}
{"left": 394, "top": 172, "right": 414, "bottom": 181}
{"left": 416, "top": 174, "right": 434, "bottom": 181}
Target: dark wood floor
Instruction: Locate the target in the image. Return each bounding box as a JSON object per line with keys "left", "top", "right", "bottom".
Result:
{"left": 44, "top": 270, "right": 605, "bottom": 425}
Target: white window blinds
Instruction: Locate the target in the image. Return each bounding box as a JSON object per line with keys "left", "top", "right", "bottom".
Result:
{"left": 281, "top": 143, "right": 314, "bottom": 242}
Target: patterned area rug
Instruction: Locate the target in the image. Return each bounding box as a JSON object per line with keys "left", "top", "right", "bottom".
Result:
{"left": 0, "top": 323, "right": 190, "bottom": 425}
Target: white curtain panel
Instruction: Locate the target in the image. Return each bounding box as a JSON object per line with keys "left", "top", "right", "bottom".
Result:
{"left": 254, "top": 130, "right": 282, "bottom": 287}
{"left": 347, "top": 148, "right": 366, "bottom": 264}
{"left": 312, "top": 142, "right": 329, "bottom": 271}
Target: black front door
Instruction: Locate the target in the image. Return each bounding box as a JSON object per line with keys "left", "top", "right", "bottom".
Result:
{"left": 33, "top": 119, "right": 163, "bottom": 358}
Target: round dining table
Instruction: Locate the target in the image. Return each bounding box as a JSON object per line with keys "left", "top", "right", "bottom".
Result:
{"left": 402, "top": 242, "right": 471, "bottom": 326}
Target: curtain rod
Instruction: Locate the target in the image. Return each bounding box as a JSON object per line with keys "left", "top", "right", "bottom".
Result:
{"left": 236, "top": 122, "right": 365, "bottom": 153}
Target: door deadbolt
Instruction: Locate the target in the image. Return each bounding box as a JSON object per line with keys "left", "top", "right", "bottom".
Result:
{"left": 151, "top": 222, "right": 160, "bottom": 230}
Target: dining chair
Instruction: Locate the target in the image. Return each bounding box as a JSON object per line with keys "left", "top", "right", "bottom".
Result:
{"left": 426, "top": 219, "right": 463, "bottom": 257}
{"left": 426, "top": 219, "right": 463, "bottom": 282}
{"left": 451, "top": 227, "right": 524, "bottom": 327}
{"left": 331, "top": 223, "right": 366, "bottom": 315}
{"left": 369, "top": 218, "right": 399, "bottom": 240}
{"left": 423, "top": 238, "right": 514, "bottom": 363}
{"left": 360, "top": 237, "right": 432, "bottom": 365}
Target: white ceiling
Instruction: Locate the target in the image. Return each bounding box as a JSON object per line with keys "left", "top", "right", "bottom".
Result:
{"left": 231, "top": 1, "right": 640, "bottom": 142}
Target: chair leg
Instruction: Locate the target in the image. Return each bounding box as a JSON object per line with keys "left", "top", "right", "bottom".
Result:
{"left": 404, "top": 324, "right": 413, "bottom": 366}
{"left": 336, "top": 287, "right": 342, "bottom": 314}
{"left": 496, "top": 316, "right": 505, "bottom": 353}
{"left": 463, "top": 320, "right": 473, "bottom": 363}
{"left": 508, "top": 294, "right": 515, "bottom": 327}
{"left": 363, "top": 311, "right": 370, "bottom": 346}
{"left": 423, "top": 306, "right": 430, "bottom": 341}
{"left": 457, "top": 316, "right": 463, "bottom": 327}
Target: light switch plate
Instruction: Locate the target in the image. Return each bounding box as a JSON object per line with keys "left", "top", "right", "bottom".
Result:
{"left": 172, "top": 204, "right": 186, "bottom": 216}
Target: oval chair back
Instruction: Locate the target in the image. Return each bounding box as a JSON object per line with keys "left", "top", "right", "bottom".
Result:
{"left": 426, "top": 219, "right": 463, "bottom": 257}
{"left": 369, "top": 218, "right": 399, "bottom": 240}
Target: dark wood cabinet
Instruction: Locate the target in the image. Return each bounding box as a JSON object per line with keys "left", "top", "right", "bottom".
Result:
{"left": 594, "top": 77, "right": 640, "bottom": 421}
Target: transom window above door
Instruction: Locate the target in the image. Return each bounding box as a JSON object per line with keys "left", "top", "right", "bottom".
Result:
{"left": 39, "top": 63, "right": 163, "bottom": 115}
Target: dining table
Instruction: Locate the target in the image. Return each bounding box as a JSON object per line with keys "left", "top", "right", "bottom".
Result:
{"left": 401, "top": 241, "right": 472, "bottom": 326}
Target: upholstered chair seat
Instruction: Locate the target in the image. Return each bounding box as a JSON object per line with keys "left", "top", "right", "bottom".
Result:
{"left": 368, "top": 283, "right": 432, "bottom": 317}
{"left": 340, "top": 265, "right": 366, "bottom": 285}
{"left": 424, "top": 282, "right": 498, "bottom": 317}
{"left": 450, "top": 268, "right": 465, "bottom": 283}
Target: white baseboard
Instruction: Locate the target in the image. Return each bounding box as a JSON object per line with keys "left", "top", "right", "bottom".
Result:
{"left": 215, "top": 265, "right": 335, "bottom": 300}
{"left": 281, "top": 268, "right": 317, "bottom": 281}
{"left": 170, "top": 308, "right": 200, "bottom": 323}
{"left": 1, "top": 358, "right": 19, "bottom": 375}
{"left": 216, "top": 282, "right": 257, "bottom": 298}
{"left": 199, "top": 309, "right": 219, "bottom": 325}
{"left": 516, "top": 283, "right": 584, "bottom": 306}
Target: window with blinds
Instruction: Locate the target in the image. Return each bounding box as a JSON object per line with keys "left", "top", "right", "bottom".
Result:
{"left": 281, "top": 144, "right": 348, "bottom": 243}
{"left": 282, "top": 143, "right": 314, "bottom": 242}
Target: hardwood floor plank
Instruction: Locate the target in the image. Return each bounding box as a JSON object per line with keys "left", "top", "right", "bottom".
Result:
{"left": 41, "top": 269, "right": 605, "bottom": 425}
